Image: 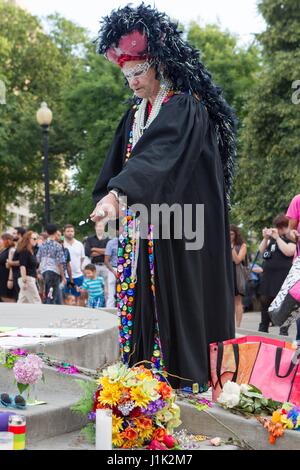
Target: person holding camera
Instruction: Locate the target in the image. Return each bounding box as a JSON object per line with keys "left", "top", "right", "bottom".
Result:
{"left": 230, "top": 225, "right": 248, "bottom": 328}
{"left": 258, "top": 213, "right": 296, "bottom": 334}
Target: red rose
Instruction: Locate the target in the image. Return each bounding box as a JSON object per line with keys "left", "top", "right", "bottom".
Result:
{"left": 92, "top": 390, "right": 101, "bottom": 412}
{"left": 147, "top": 440, "right": 167, "bottom": 450}
{"left": 163, "top": 434, "right": 176, "bottom": 449}
{"left": 130, "top": 407, "right": 142, "bottom": 418}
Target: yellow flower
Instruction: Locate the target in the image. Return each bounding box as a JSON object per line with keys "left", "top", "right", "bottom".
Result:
{"left": 97, "top": 376, "right": 111, "bottom": 388}
{"left": 140, "top": 379, "right": 160, "bottom": 401}
{"left": 281, "top": 415, "right": 294, "bottom": 429}
{"left": 138, "top": 427, "right": 153, "bottom": 441}
{"left": 272, "top": 411, "right": 282, "bottom": 424}
{"left": 122, "top": 440, "right": 139, "bottom": 449}
{"left": 130, "top": 387, "right": 151, "bottom": 408}
{"left": 137, "top": 372, "right": 152, "bottom": 381}
{"left": 112, "top": 415, "right": 124, "bottom": 434}
{"left": 98, "top": 383, "right": 122, "bottom": 406}
{"left": 112, "top": 432, "right": 124, "bottom": 448}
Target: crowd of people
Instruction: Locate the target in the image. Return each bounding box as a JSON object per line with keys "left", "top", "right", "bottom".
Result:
{"left": 0, "top": 221, "right": 118, "bottom": 310}
{"left": 1, "top": 194, "right": 300, "bottom": 341}
{"left": 231, "top": 193, "right": 300, "bottom": 339}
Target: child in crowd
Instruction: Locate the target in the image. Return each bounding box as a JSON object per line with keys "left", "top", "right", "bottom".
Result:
{"left": 64, "top": 293, "right": 77, "bottom": 306}
{"left": 79, "top": 264, "right": 106, "bottom": 309}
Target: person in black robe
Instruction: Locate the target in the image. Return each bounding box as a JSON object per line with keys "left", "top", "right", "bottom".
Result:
{"left": 91, "top": 4, "right": 236, "bottom": 389}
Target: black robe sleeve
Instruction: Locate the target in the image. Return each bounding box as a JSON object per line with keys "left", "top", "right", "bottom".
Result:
{"left": 92, "top": 108, "right": 132, "bottom": 204}
{"left": 107, "top": 94, "right": 210, "bottom": 208}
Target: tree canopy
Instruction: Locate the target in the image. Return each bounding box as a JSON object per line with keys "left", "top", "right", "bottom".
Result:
{"left": 233, "top": 0, "right": 300, "bottom": 234}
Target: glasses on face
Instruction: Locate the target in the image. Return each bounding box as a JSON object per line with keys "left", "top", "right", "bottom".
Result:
{"left": 31, "top": 237, "right": 38, "bottom": 241}
{"left": 122, "top": 61, "right": 152, "bottom": 81}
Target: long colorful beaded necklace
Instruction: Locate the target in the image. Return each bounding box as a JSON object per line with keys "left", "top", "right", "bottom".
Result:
{"left": 117, "top": 90, "right": 177, "bottom": 370}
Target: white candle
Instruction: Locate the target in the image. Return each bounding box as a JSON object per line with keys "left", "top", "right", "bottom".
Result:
{"left": 96, "top": 409, "right": 112, "bottom": 450}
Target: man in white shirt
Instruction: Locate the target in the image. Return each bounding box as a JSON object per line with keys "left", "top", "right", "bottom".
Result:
{"left": 63, "top": 224, "right": 85, "bottom": 305}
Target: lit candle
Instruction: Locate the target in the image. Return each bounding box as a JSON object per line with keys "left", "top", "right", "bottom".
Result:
{"left": 96, "top": 409, "right": 112, "bottom": 450}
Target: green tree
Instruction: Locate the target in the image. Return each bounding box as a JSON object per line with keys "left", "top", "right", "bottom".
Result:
{"left": 30, "top": 52, "right": 130, "bottom": 235}
{"left": 0, "top": 1, "right": 89, "bottom": 225}
{"left": 234, "top": 0, "right": 300, "bottom": 234}
{"left": 188, "top": 22, "right": 260, "bottom": 119}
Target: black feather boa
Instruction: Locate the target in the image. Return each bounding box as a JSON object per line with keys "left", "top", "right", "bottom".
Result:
{"left": 96, "top": 3, "right": 237, "bottom": 204}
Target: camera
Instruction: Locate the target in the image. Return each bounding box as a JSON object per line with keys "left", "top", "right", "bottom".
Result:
{"left": 263, "top": 250, "right": 272, "bottom": 260}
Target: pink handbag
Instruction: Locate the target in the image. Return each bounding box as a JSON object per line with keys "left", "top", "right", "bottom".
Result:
{"left": 250, "top": 343, "right": 298, "bottom": 403}
{"left": 210, "top": 336, "right": 300, "bottom": 405}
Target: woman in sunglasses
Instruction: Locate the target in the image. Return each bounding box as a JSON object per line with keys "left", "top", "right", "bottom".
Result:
{"left": 16, "top": 231, "right": 41, "bottom": 304}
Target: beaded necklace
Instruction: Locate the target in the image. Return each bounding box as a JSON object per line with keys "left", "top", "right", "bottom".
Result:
{"left": 125, "top": 88, "right": 177, "bottom": 164}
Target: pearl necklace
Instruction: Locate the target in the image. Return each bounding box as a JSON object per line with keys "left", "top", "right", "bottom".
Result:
{"left": 132, "top": 79, "right": 173, "bottom": 148}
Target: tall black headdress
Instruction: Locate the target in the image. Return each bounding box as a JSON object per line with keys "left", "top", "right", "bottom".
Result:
{"left": 96, "top": 3, "right": 237, "bottom": 203}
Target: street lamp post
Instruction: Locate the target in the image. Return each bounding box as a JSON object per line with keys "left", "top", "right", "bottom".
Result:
{"left": 36, "top": 102, "right": 53, "bottom": 226}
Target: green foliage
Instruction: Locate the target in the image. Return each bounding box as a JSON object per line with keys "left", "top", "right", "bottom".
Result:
{"left": 257, "top": 0, "right": 300, "bottom": 54}
{"left": 71, "top": 379, "right": 98, "bottom": 416}
{"left": 31, "top": 52, "right": 130, "bottom": 234}
{"left": 3, "top": 352, "right": 19, "bottom": 370}
{"left": 188, "top": 22, "right": 261, "bottom": 119}
{"left": 71, "top": 379, "right": 98, "bottom": 444}
{"left": 80, "top": 422, "right": 96, "bottom": 445}
{"left": 234, "top": 0, "right": 300, "bottom": 234}
{"left": 17, "top": 382, "right": 29, "bottom": 395}
{"left": 238, "top": 385, "right": 281, "bottom": 416}
{"left": 0, "top": 1, "right": 90, "bottom": 226}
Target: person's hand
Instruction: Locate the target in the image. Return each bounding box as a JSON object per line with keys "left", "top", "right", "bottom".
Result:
{"left": 90, "top": 194, "right": 119, "bottom": 223}
{"left": 271, "top": 228, "right": 279, "bottom": 240}
{"left": 37, "top": 273, "right": 43, "bottom": 281}
{"left": 61, "top": 276, "right": 67, "bottom": 286}
{"left": 290, "top": 229, "right": 300, "bottom": 242}
{"left": 5, "top": 260, "right": 12, "bottom": 269}
{"left": 7, "top": 279, "right": 13, "bottom": 290}
{"left": 91, "top": 249, "right": 100, "bottom": 257}
{"left": 263, "top": 228, "right": 272, "bottom": 239}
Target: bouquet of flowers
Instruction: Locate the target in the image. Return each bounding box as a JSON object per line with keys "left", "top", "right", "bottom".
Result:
{"left": 73, "top": 363, "right": 181, "bottom": 449}
{"left": 258, "top": 402, "right": 300, "bottom": 444}
{"left": 217, "top": 381, "right": 280, "bottom": 415}
{"left": 13, "top": 354, "right": 44, "bottom": 395}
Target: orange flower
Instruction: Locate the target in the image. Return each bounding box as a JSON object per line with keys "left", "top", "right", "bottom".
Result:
{"left": 135, "top": 417, "right": 152, "bottom": 430}
{"left": 159, "top": 382, "right": 172, "bottom": 399}
{"left": 122, "top": 440, "right": 136, "bottom": 449}
{"left": 153, "top": 427, "right": 167, "bottom": 442}
{"left": 273, "top": 423, "right": 284, "bottom": 438}
{"left": 269, "top": 434, "right": 276, "bottom": 445}
{"left": 121, "top": 427, "right": 138, "bottom": 441}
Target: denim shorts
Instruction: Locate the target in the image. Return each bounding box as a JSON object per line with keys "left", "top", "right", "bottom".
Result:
{"left": 88, "top": 296, "right": 105, "bottom": 309}
{"left": 64, "top": 276, "right": 84, "bottom": 297}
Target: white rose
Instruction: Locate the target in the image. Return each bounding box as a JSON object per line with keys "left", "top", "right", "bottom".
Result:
{"left": 218, "top": 392, "right": 240, "bottom": 408}
{"left": 222, "top": 381, "right": 241, "bottom": 396}
{"left": 217, "top": 381, "right": 241, "bottom": 408}
{"left": 240, "top": 384, "right": 250, "bottom": 394}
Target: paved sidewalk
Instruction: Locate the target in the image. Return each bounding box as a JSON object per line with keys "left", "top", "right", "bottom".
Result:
{"left": 240, "top": 311, "right": 297, "bottom": 340}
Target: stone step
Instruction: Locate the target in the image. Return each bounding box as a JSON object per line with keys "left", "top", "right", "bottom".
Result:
{"left": 0, "top": 366, "right": 90, "bottom": 444}
{"left": 0, "top": 303, "right": 119, "bottom": 370}
{"left": 27, "top": 429, "right": 239, "bottom": 451}
{"left": 178, "top": 395, "right": 300, "bottom": 450}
